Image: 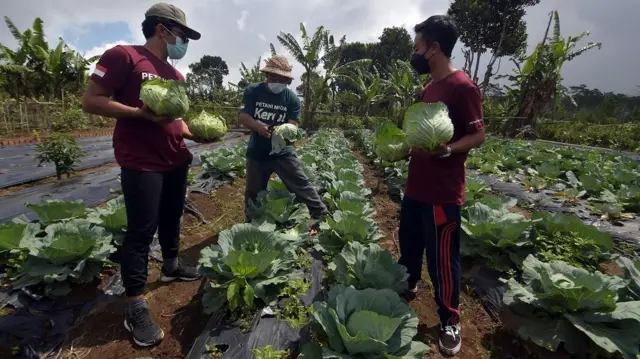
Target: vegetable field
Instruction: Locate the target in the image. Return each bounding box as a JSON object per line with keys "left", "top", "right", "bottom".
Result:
{"left": 0, "top": 129, "right": 639, "bottom": 359}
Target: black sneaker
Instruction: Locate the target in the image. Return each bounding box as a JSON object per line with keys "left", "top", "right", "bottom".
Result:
{"left": 161, "top": 261, "right": 202, "bottom": 283}
{"left": 439, "top": 323, "right": 462, "bottom": 356}
{"left": 124, "top": 304, "right": 164, "bottom": 347}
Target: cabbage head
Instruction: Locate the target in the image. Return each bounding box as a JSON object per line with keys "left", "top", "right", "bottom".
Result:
{"left": 188, "top": 111, "right": 228, "bottom": 139}
{"left": 374, "top": 121, "right": 409, "bottom": 162}
{"left": 139, "top": 78, "right": 189, "bottom": 118}
{"left": 270, "top": 123, "right": 301, "bottom": 155}
{"left": 299, "top": 285, "right": 430, "bottom": 358}
{"left": 403, "top": 102, "right": 453, "bottom": 150}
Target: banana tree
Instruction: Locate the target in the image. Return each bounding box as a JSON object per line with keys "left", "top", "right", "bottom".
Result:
{"left": 238, "top": 56, "right": 266, "bottom": 88}
{"left": 335, "top": 60, "right": 384, "bottom": 117}
{"left": 277, "top": 23, "right": 326, "bottom": 128}
{"left": 0, "top": 16, "right": 46, "bottom": 99}
{"left": 503, "top": 11, "right": 602, "bottom": 137}
{"left": 381, "top": 60, "right": 427, "bottom": 122}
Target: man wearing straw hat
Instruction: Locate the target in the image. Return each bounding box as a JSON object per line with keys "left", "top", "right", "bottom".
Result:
{"left": 239, "top": 55, "right": 328, "bottom": 229}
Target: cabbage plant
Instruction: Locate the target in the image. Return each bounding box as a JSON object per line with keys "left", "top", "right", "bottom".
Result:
{"left": 139, "top": 78, "right": 189, "bottom": 117}
{"left": 198, "top": 223, "right": 303, "bottom": 313}
{"left": 503, "top": 255, "right": 640, "bottom": 359}
{"left": 374, "top": 121, "right": 409, "bottom": 162}
{"left": 188, "top": 110, "right": 228, "bottom": 139}
{"left": 330, "top": 242, "right": 409, "bottom": 293}
{"left": 299, "top": 285, "right": 430, "bottom": 358}
{"left": 271, "top": 123, "right": 302, "bottom": 155}
{"left": 403, "top": 102, "right": 453, "bottom": 150}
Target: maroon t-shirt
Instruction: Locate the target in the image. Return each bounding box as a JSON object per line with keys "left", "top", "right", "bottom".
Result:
{"left": 91, "top": 45, "right": 191, "bottom": 171}
{"left": 404, "top": 70, "right": 484, "bottom": 206}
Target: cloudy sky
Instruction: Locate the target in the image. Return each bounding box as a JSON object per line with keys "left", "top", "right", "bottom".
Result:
{"left": 1, "top": 0, "right": 638, "bottom": 94}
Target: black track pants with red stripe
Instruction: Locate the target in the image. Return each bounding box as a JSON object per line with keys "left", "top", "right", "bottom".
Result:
{"left": 398, "top": 195, "right": 461, "bottom": 326}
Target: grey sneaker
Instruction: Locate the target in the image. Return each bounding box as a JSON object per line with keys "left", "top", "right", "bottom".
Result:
{"left": 439, "top": 323, "right": 461, "bottom": 356}
{"left": 124, "top": 304, "right": 164, "bottom": 347}
{"left": 161, "top": 261, "right": 202, "bottom": 283}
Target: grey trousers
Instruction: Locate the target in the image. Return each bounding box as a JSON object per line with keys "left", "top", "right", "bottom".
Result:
{"left": 245, "top": 153, "right": 328, "bottom": 219}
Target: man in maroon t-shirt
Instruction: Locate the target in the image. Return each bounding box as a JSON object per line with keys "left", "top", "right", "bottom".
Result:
{"left": 82, "top": 3, "right": 208, "bottom": 347}
{"left": 399, "top": 15, "right": 486, "bottom": 356}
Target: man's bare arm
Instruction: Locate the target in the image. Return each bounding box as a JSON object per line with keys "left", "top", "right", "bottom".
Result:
{"left": 82, "top": 80, "right": 173, "bottom": 124}
{"left": 287, "top": 119, "right": 300, "bottom": 126}
{"left": 239, "top": 112, "right": 271, "bottom": 138}
{"left": 239, "top": 112, "right": 265, "bottom": 132}
{"left": 82, "top": 80, "right": 140, "bottom": 118}
{"left": 449, "top": 129, "right": 486, "bottom": 153}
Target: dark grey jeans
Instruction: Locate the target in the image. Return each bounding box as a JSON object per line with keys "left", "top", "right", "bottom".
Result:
{"left": 245, "top": 153, "right": 328, "bottom": 219}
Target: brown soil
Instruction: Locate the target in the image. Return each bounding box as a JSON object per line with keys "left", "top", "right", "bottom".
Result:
{"left": 353, "top": 148, "right": 566, "bottom": 359}
{"left": 56, "top": 179, "right": 246, "bottom": 359}
{"left": 599, "top": 260, "right": 625, "bottom": 277}
{"left": 0, "top": 163, "right": 119, "bottom": 197}
{"left": 509, "top": 205, "right": 532, "bottom": 219}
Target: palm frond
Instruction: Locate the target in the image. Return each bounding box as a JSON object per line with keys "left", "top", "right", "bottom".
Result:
{"left": 3, "top": 16, "right": 22, "bottom": 41}
{"left": 566, "top": 42, "right": 601, "bottom": 61}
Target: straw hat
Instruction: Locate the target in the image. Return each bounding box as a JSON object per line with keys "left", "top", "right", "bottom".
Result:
{"left": 261, "top": 55, "right": 294, "bottom": 79}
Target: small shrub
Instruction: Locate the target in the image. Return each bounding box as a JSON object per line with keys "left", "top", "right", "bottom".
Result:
{"left": 52, "top": 107, "right": 89, "bottom": 132}
{"left": 35, "top": 133, "right": 85, "bottom": 180}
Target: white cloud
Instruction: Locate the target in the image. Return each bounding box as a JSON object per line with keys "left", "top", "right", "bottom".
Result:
{"left": 237, "top": 10, "right": 249, "bottom": 31}
{"left": 1, "top": 0, "right": 638, "bottom": 93}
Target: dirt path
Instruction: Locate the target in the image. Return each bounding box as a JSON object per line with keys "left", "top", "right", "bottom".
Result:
{"left": 352, "top": 149, "right": 564, "bottom": 359}
{"left": 58, "top": 179, "right": 246, "bottom": 359}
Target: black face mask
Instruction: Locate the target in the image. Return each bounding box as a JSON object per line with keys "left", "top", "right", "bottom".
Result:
{"left": 410, "top": 52, "right": 430, "bottom": 75}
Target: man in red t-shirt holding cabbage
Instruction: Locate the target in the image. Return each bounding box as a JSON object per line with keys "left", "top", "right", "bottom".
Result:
{"left": 400, "top": 15, "right": 486, "bottom": 356}
{"left": 82, "top": 3, "right": 207, "bottom": 347}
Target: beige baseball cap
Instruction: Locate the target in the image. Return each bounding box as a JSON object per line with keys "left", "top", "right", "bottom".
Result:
{"left": 145, "top": 3, "right": 201, "bottom": 40}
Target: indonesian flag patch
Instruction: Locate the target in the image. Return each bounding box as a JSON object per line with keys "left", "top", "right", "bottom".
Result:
{"left": 93, "top": 65, "right": 107, "bottom": 77}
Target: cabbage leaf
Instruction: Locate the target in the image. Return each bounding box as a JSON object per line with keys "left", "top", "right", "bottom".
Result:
{"left": 271, "top": 123, "right": 301, "bottom": 155}
{"left": 188, "top": 110, "right": 228, "bottom": 139}
{"left": 403, "top": 102, "right": 454, "bottom": 150}
{"left": 374, "top": 121, "right": 409, "bottom": 162}
{"left": 139, "top": 78, "right": 189, "bottom": 118}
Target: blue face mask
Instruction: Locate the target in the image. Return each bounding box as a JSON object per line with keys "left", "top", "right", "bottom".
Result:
{"left": 164, "top": 29, "right": 188, "bottom": 60}
{"left": 268, "top": 83, "right": 287, "bottom": 94}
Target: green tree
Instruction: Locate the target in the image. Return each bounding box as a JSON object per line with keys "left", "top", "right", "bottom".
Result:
{"left": 370, "top": 27, "right": 413, "bottom": 79}
{"left": 335, "top": 60, "right": 384, "bottom": 117}
{"left": 186, "top": 55, "right": 229, "bottom": 101}
{"left": 0, "top": 16, "right": 97, "bottom": 100}
{"left": 381, "top": 60, "right": 427, "bottom": 121}
{"left": 448, "top": 0, "right": 540, "bottom": 91}
{"left": 35, "top": 133, "right": 85, "bottom": 180}
{"left": 277, "top": 23, "right": 326, "bottom": 128}
{"left": 503, "top": 11, "right": 602, "bottom": 137}
{"left": 237, "top": 56, "right": 265, "bottom": 88}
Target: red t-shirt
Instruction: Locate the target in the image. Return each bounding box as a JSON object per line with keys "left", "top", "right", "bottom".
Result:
{"left": 91, "top": 45, "right": 191, "bottom": 171}
{"left": 404, "top": 70, "right": 484, "bottom": 206}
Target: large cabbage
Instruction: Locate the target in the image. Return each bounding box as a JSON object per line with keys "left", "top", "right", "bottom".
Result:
{"left": 299, "top": 285, "right": 430, "bottom": 358}
{"left": 403, "top": 102, "right": 454, "bottom": 150}
{"left": 270, "top": 123, "right": 301, "bottom": 155}
{"left": 139, "top": 78, "right": 189, "bottom": 118}
{"left": 188, "top": 111, "right": 228, "bottom": 140}
{"left": 374, "top": 121, "right": 409, "bottom": 162}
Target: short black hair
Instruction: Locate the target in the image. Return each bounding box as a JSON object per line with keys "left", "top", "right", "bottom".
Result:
{"left": 141, "top": 16, "right": 178, "bottom": 39}
{"left": 414, "top": 15, "right": 459, "bottom": 57}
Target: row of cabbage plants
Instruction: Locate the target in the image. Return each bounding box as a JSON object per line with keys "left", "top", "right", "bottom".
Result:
{"left": 196, "top": 129, "right": 432, "bottom": 358}
{"left": 351, "top": 128, "right": 640, "bottom": 359}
